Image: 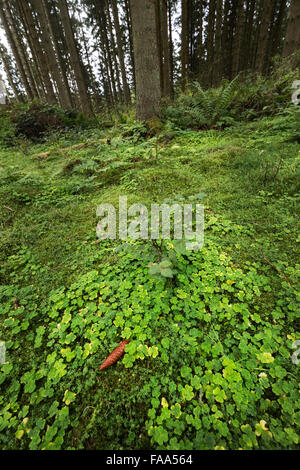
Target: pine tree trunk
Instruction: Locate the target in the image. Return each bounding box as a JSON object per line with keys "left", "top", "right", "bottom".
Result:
{"left": 111, "top": 0, "right": 131, "bottom": 103}
{"left": 197, "top": 0, "right": 203, "bottom": 82}
{"left": 0, "top": 44, "right": 23, "bottom": 102}
{"left": 207, "top": 0, "right": 216, "bottom": 87}
{"left": 32, "top": 0, "right": 73, "bottom": 109}
{"left": 16, "top": 0, "right": 47, "bottom": 100}
{"left": 58, "top": 0, "right": 92, "bottom": 115}
{"left": 181, "top": 0, "right": 188, "bottom": 91}
{"left": 168, "top": 0, "right": 174, "bottom": 98}
{"left": 232, "top": 0, "right": 245, "bottom": 78}
{"left": 155, "top": 0, "right": 164, "bottom": 96}
{"left": 130, "top": 0, "right": 161, "bottom": 120}
{"left": 96, "top": 1, "right": 118, "bottom": 102}
{"left": 0, "top": 0, "right": 36, "bottom": 100}
{"left": 214, "top": 0, "right": 223, "bottom": 85}
{"left": 44, "top": 0, "right": 73, "bottom": 106}
{"left": 241, "top": 0, "right": 256, "bottom": 71}
{"left": 283, "top": 0, "right": 300, "bottom": 57}
{"left": 105, "top": 0, "right": 123, "bottom": 101}
{"left": 5, "top": 0, "right": 40, "bottom": 98}
{"left": 222, "top": 0, "right": 231, "bottom": 79}
{"left": 255, "top": 0, "right": 273, "bottom": 73}
{"left": 19, "top": 0, "right": 57, "bottom": 105}
{"left": 160, "top": 0, "right": 171, "bottom": 97}
{"left": 124, "top": 0, "right": 136, "bottom": 92}
{"left": 271, "top": 0, "right": 287, "bottom": 56}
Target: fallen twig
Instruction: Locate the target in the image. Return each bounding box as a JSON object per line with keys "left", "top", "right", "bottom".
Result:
{"left": 261, "top": 253, "right": 297, "bottom": 290}
{"left": 2, "top": 205, "right": 14, "bottom": 212}
{"left": 32, "top": 139, "right": 109, "bottom": 159}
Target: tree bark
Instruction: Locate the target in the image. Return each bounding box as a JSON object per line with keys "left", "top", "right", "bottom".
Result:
{"left": 232, "top": 0, "right": 245, "bottom": 78}
{"left": 124, "top": 0, "right": 136, "bottom": 92}
{"left": 155, "top": 0, "right": 164, "bottom": 95}
{"left": 45, "top": 0, "right": 73, "bottom": 105}
{"left": 58, "top": 0, "right": 92, "bottom": 115}
{"left": 111, "top": 0, "right": 131, "bottom": 103}
{"left": 255, "top": 0, "right": 273, "bottom": 73}
{"left": 33, "top": 0, "right": 73, "bottom": 109}
{"left": 168, "top": 0, "right": 174, "bottom": 98}
{"left": 283, "top": 0, "right": 300, "bottom": 57}
{"left": 160, "top": 0, "right": 171, "bottom": 97}
{"left": 105, "top": 0, "right": 122, "bottom": 100}
{"left": 207, "top": 0, "right": 216, "bottom": 86}
{"left": 271, "top": 0, "right": 287, "bottom": 56}
{"left": 19, "top": 0, "right": 57, "bottom": 105}
{"left": 130, "top": 0, "right": 161, "bottom": 120}
{"left": 0, "top": 0, "right": 37, "bottom": 99}
{"left": 181, "top": 0, "right": 188, "bottom": 90}
{"left": 197, "top": 0, "right": 203, "bottom": 82}
{"left": 214, "top": 0, "right": 223, "bottom": 85}
{"left": 0, "top": 44, "right": 23, "bottom": 102}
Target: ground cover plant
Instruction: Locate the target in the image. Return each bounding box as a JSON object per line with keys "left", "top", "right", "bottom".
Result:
{"left": 0, "top": 77, "right": 300, "bottom": 450}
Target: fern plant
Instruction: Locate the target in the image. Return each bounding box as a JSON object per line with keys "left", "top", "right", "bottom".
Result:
{"left": 192, "top": 76, "right": 240, "bottom": 126}
{"left": 163, "top": 76, "right": 240, "bottom": 129}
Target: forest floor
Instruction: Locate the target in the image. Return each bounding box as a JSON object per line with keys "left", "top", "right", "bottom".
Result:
{"left": 0, "top": 114, "right": 299, "bottom": 450}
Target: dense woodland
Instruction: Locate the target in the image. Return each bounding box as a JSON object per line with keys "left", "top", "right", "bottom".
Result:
{"left": 0, "top": 1, "right": 300, "bottom": 118}
{"left": 0, "top": 0, "right": 299, "bottom": 452}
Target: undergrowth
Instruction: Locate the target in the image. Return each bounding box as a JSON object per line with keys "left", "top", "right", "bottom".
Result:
{"left": 0, "top": 71, "right": 299, "bottom": 449}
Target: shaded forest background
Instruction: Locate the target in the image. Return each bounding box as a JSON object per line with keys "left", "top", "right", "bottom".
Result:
{"left": 0, "top": 0, "right": 299, "bottom": 120}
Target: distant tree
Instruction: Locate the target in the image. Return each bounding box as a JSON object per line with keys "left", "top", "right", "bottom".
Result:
{"left": 111, "top": 0, "right": 131, "bottom": 103}
{"left": 231, "top": 0, "right": 245, "bottom": 78}
{"left": 57, "top": 0, "right": 92, "bottom": 114}
{"left": 17, "top": 0, "right": 57, "bottom": 105}
{"left": 0, "top": 0, "right": 37, "bottom": 99}
{"left": 255, "top": 0, "right": 273, "bottom": 73}
{"left": 0, "top": 42, "right": 23, "bottom": 102}
{"left": 283, "top": 0, "right": 300, "bottom": 57}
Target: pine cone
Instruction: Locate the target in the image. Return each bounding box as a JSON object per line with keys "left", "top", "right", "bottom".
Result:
{"left": 99, "top": 340, "right": 130, "bottom": 371}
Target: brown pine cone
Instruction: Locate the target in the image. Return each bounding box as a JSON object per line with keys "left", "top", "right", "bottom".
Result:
{"left": 99, "top": 340, "right": 130, "bottom": 371}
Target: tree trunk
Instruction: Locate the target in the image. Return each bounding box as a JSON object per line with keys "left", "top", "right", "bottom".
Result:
{"left": 232, "top": 0, "right": 245, "bottom": 78}
{"left": 160, "top": 0, "right": 171, "bottom": 97}
{"left": 255, "top": 0, "right": 273, "bottom": 73}
{"left": 283, "top": 0, "right": 300, "bottom": 57}
{"left": 111, "top": 0, "right": 131, "bottom": 103}
{"left": 105, "top": 0, "right": 123, "bottom": 100}
{"left": 16, "top": 0, "right": 46, "bottom": 100}
{"left": 19, "top": 0, "right": 57, "bottom": 105}
{"left": 214, "top": 0, "right": 223, "bottom": 85}
{"left": 33, "top": 0, "right": 73, "bottom": 109}
{"left": 130, "top": 0, "right": 161, "bottom": 120}
{"left": 95, "top": 1, "right": 118, "bottom": 102}
{"left": 0, "top": 0, "right": 36, "bottom": 99}
{"left": 124, "top": 0, "right": 136, "bottom": 92}
{"left": 44, "top": 0, "right": 73, "bottom": 106}
{"left": 207, "top": 0, "right": 216, "bottom": 87}
{"left": 168, "top": 0, "right": 174, "bottom": 98}
{"left": 58, "top": 0, "right": 92, "bottom": 115}
{"left": 181, "top": 0, "right": 188, "bottom": 91}
{"left": 155, "top": 0, "right": 164, "bottom": 95}
{"left": 271, "top": 0, "right": 287, "bottom": 56}
{"left": 241, "top": 0, "right": 256, "bottom": 71}
{"left": 0, "top": 44, "right": 23, "bottom": 102}
{"left": 197, "top": 0, "right": 203, "bottom": 82}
